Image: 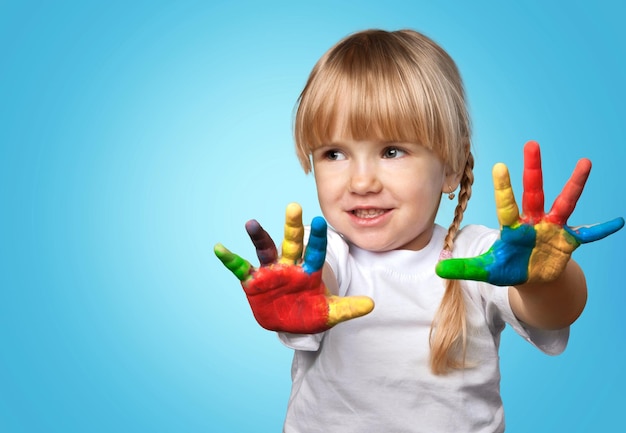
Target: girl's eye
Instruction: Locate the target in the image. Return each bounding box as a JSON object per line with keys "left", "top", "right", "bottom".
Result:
{"left": 383, "top": 147, "right": 406, "bottom": 159}
{"left": 325, "top": 150, "right": 346, "bottom": 161}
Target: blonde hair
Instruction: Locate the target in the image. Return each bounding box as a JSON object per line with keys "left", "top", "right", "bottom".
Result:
{"left": 294, "top": 29, "right": 474, "bottom": 375}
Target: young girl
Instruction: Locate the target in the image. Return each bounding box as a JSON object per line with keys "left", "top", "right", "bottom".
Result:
{"left": 215, "top": 29, "right": 623, "bottom": 432}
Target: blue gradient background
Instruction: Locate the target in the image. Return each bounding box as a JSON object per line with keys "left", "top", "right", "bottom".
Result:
{"left": 1, "top": 1, "right": 624, "bottom": 432}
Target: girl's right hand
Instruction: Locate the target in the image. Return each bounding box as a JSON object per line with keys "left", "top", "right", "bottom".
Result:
{"left": 214, "top": 203, "right": 374, "bottom": 334}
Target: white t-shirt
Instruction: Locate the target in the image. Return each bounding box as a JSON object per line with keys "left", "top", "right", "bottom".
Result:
{"left": 279, "top": 224, "right": 568, "bottom": 433}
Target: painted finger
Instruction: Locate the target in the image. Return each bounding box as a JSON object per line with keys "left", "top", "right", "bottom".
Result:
{"left": 436, "top": 256, "right": 490, "bottom": 282}
{"left": 493, "top": 163, "right": 520, "bottom": 227}
{"left": 522, "top": 141, "right": 545, "bottom": 223}
{"left": 436, "top": 232, "right": 533, "bottom": 287}
{"left": 546, "top": 158, "right": 591, "bottom": 225}
{"left": 279, "top": 203, "right": 304, "bottom": 265}
{"left": 302, "top": 216, "right": 327, "bottom": 274}
{"left": 245, "top": 219, "right": 278, "bottom": 266}
{"left": 214, "top": 243, "right": 253, "bottom": 282}
{"left": 565, "top": 217, "right": 625, "bottom": 244}
{"left": 327, "top": 295, "right": 375, "bottom": 327}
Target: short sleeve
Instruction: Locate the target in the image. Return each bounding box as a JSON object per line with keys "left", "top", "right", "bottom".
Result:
{"left": 458, "top": 225, "right": 569, "bottom": 355}
{"left": 278, "top": 331, "right": 324, "bottom": 351}
{"left": 489, "top": 286, "right": 569, "bottom": 354}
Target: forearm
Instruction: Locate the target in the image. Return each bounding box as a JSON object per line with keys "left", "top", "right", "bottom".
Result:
{"left": 508, "top": 259, "right": 587, "bottom": 330}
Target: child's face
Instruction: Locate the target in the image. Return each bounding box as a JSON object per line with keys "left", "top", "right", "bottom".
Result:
{"left": 312, "top": 137, "right": 457, "bottom": 252}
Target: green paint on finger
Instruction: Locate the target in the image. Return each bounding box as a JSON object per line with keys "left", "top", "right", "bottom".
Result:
{"left": 214, "top": 243, "right": 252, "bottom": 281}
{"left": 436, "top": 258, "right": 490, "bottom": 281}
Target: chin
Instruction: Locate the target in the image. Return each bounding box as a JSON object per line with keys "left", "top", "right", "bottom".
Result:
{"left": 344, "top": 235, "right": 397, "bottom": 252}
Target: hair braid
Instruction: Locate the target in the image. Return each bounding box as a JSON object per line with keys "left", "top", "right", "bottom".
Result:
{"left": 429, "top": 151, "right": 474, "bottom": 375}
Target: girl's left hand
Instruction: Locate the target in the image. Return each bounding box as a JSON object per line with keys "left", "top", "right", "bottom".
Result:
{"left": 436, "top": 141, "right": 624, "bottom": 286}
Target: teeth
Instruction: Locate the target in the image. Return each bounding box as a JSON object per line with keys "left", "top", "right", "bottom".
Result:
{"left": 352, "top": 209, "right": 386, "bottom": 218}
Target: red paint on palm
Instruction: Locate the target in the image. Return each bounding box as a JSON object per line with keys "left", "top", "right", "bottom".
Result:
{"left": 243, "top": 265, "right": 330, "bottom": 334}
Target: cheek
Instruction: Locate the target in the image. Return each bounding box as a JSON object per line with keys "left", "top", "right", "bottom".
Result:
{"left": 314, "top": 168, "right": 340, "bottom": 196}
{"left": 313, "top": 173, "right": 332, "bottom": 210}
{"left": 313, "top": 173, "right": 345, "bottom": 227}
{"left": 399, "top": 175, "right": 444, "bottom": 210}
{"left": 316, "top": 187, "right": 337, "bottom": 213}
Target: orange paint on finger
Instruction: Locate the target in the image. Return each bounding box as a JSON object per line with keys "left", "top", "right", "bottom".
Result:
{"left": 546, "top": 158, "right": 591, "bottom": 225}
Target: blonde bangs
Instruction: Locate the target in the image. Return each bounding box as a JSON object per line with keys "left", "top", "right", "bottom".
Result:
{"left": 295, "top": 29, "right": 470, "bottom": 173}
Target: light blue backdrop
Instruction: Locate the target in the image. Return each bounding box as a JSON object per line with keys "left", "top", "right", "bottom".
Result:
{"left": 1, "top": 1, "right": 624, "bottom": 432}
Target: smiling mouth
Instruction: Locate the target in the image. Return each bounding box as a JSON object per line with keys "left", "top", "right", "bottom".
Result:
{"left": 351, "top": 209, "right": 389, "bottom": 219}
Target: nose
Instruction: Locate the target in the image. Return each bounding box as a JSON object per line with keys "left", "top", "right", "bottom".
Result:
{"left": 349, "top": 161, "right": 382, "bottom": 195}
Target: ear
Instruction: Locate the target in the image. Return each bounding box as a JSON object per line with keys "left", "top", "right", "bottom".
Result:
{"left": 442, "top": 167, "right": 462, "bottom": 194}
{"left": 442, "top": 142, "right": 470, "bottom": 194}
